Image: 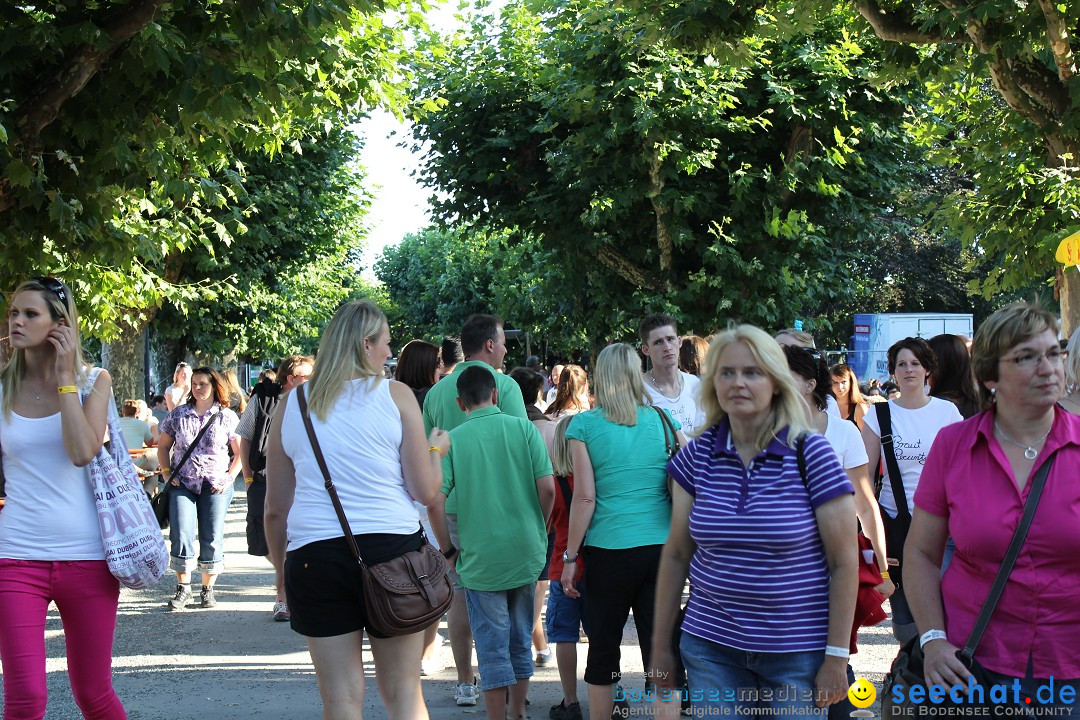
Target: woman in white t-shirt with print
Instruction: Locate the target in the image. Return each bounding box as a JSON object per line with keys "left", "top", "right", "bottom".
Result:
{"left": 861, "top": 337, "right": 962, "bottom": 644}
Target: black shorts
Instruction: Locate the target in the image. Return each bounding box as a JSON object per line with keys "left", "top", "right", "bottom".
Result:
{"left": 284, "top": 530, "right": 424, "bottom": 638}
{"left": 245, "top": 480, "right": 269, "bottom": 557}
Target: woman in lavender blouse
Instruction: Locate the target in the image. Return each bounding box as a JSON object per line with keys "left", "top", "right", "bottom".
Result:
{"left": 157, "top": 367, "right": 241, "bottom": 611}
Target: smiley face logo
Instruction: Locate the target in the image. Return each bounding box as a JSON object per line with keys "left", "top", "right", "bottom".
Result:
{"left": 848, "top": 678, "right": 876, "bottom": 709}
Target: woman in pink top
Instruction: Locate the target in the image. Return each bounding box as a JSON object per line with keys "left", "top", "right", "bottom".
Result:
{"left": 907, "top": 303, "right": 1080, "bottom": 706}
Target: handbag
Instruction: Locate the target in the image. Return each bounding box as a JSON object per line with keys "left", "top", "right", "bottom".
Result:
{"left": 295, "top": 384, "right": 453, "bottom": 637}
{"left": 81, "top": 370, "right": 169, "bottom": 589}
{"left": 875, "top": 402, "right": 912, "bottom": 588}
{"left": 151, "top": 410, "right": 220, "bottom": 529}
{"left": 880, "top": 452, "right": 1056, "bottom": 717}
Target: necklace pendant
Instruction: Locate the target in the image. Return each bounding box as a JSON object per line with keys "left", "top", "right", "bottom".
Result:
{"left": 1024, "top": 447, "right": 1038, "bottom": 461}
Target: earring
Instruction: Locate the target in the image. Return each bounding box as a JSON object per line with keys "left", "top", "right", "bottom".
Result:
{"left": 990, "top": 387, "right": 997, "bottom": 403}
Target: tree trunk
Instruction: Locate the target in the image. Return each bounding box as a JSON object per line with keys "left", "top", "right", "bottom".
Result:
{"left": 1058, "top": 265, "right": 1080, "bottom": 340}
{"left": 102, "top": 325, "right": 148, "bottom": 404}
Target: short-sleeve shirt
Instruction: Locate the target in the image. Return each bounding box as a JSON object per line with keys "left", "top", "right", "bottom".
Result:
{"left": 423, "top": 361, "right": 528, "bottom": 514}
{"left": 863, "top": 397, "right": 962, "bottom": 517}
{"left": 117, "top": 417, "right": 153, "bottom": 449}
{"left": 666, "top": 420, "right": 853, "bottom": 652}
{"left": 159, "top": 404, "right": 239, "bottom": 494}
{"left": 440, "top": 406, "right": 553, "bottom": 591}
{"left": 565, "top": 406, "right": 678, "bottom": 549}
{"left": 644, "top": 372, "right": 705, "bottom": 436}
{"left": 822, "top": 415, "right": 868, "bottom": 469}
{"left": 914, "top": 408, "right": 1080, "bottom": 678}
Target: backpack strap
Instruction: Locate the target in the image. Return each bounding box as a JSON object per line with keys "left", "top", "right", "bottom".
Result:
{"left": 555, "top": 475, "right": 573, "bottom": 510}
{"left": 874, "top": 402, "right": 910, "bottom": 520}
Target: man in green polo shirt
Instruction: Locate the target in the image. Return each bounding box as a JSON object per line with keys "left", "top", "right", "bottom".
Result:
{"left": 423, "top": 313, "right": 528, "bottom": 707}
{"left": 430, "top": 366, "right": 554, "bottom": 720}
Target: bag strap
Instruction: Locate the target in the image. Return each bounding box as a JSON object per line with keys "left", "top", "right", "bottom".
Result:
{"left": 653, "top": 406, "right": 680, "bottom": 459}
{"left": 795, "top": 433, "right": 808, "bottom": 487}
{"left": 295, "top": 385, "right": 367, "bottom": 567}
{"left": 960, "top": 451, "right": 1056, "bottom": 661}
{"left": 555, "top": 475, "right": 573, "bottom": 510}
{"left": 875, "top": 402, "right": 910, "bottom": 520}
{"left": 171, "top": 410, "right": 220, "bottom": 479}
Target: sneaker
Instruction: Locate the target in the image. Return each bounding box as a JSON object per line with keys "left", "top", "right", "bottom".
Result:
{"left": 455, "top": 680, "right": 479, "bottom": 707}
{"left": 272, "top": 601, "right": 290, "bottom": 622}
{"left": 550, "top": 700, "right": 582, "bottom": 720}
{"left": 200, "top": 585, "right": 216, "bottom": 609}
{"left": 535, "top": 647, "right": 553, "bottom": 667}
{"left": 167, "top": 584, "right": 192, "bottom": 611}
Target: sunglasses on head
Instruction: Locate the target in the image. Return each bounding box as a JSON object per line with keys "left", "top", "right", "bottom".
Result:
{"left": 31, "top": 276, "right": 68, "bottom": 306}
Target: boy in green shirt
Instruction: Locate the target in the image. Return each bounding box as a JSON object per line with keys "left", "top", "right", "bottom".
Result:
{"left": 430, "top": 366, "right": 555, "bottom": 720}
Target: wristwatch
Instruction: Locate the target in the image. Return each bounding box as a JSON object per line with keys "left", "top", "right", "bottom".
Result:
{"left": 562, "top": 550, "right": 579, "bottom": 563}
{"left": 442, "top": 546, "right": 458, "bottom": 560}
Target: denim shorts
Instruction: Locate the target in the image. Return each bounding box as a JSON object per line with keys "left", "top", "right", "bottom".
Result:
{"left": 546, "top": 580, "right": 589, "bottom": 643}
{"left": 679, "top": 631, "right": 826, "bottom": 716}
{"left": 465, "top": 583, "right": 535, "bottom": 691}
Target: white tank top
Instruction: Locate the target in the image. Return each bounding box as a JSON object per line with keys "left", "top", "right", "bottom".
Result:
{"left": 0, "top": 411, "right": 105, "bottom": 560}
{"left": 280, "top": 377, "right": 419, "bottom": 551}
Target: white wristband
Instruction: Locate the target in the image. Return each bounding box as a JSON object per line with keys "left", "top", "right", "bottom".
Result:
{"left": 824, "top": 645, "right": 849, "bottom": 659}
{"left": 920, "top": 629, "right": 947, "bottom": 648}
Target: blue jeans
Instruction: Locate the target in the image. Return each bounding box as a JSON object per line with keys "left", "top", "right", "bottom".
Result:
{"left": 465, "top": 583, "right": 535, "bottom": 691}
{"left": 169, "top": 481, "right": 234, "bottom": 575}
{"left": 546, "top": 579, "right": 589, "bottom": 643}
{"left": 679, "top": 631, "right": 826, "bottom": 716}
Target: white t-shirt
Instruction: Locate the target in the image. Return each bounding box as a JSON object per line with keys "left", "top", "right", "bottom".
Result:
{"left": 863, "top": 397, "right": 962, "bottom": 518}
{"left": 0, "top": 410, "right": 104, "bottom": 560}
{"left": 822, "top": 414, "right": 868, "bottom": 469}
{"left": 280, "top": 377, "right": 420, "bottom": 551}
{"left": 644, "top": 371, "right": 706, "bottom": 436}
{"left": 825, "top": 395, "right": 841, "bottom": 418}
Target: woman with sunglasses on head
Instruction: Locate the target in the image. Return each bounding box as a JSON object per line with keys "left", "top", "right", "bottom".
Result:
{"left": 0, "top": 277, "right": 127, "bottom": 719}
{"left": 860, "top": 337, "right": 962, "bottom": 645}
{"left": 164, "top": 361, "right": 192, "bottom": 412}
{"left": 905, "top": 304, "right": 1080, "bottom": 709}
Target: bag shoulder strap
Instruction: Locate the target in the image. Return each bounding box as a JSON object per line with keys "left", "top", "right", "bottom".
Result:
{"left": 555, "top": 475, "right": 573, "bottom": 510}
{"left": 960, "top": 452, "right": 1056, "bottom": 660}
{"left": 653, "top": 406, "right": 680, "bottom": 459}
{"left": 795, "top": 432, "right": 809, "bottom": 488}
{"left": 875, "top": 401, "right": 910, "bottom": 519}
{"left": 295, "top": 385, "right": 366, "bottom": 566}
{"left": 171, "top": 410, "right": 220, "bottom": 479}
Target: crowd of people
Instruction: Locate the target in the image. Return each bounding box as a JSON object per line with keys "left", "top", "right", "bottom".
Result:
{"left": 1, "top": 277, "right": 1079, "bottom": 720}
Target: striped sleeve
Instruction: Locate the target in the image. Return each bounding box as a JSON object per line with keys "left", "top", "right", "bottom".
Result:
{"left": 802, "top": 433, "right": 854, "bottom": 509}
{"left": 667, "top": 432, "right": 707, "bottom": 497}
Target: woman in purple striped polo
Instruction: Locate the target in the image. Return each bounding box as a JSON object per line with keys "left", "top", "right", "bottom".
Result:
{"left": 650, "top": 325, "right": 859, "bottom": 716}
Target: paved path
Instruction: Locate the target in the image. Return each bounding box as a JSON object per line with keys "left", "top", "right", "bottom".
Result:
{"left": 3, "top": 482, "right": 899, "bottom": 719}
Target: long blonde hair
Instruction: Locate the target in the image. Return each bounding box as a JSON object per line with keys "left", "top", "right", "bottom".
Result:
{"left": 700, "top": 325, "right": 812, "bottom": 448}
{"left": 2, "top": 278, "right": 89, "bottom": 419}
{"left": 306, "top": 299, "right": 386, "bottom": 421}
{"left": 592, "top": 343, "right": 650, "bottom": 426}
{"left": 551, "top": 415, "right": 574, "bottom": 476}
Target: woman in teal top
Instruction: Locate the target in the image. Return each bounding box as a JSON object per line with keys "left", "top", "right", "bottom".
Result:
{"left": 561, "top": 343, "right": 686, "bottom": 720}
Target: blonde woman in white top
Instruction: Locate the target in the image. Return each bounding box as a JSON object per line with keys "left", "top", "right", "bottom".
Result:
{"left": 265, "top": 299, "right": 449, "bottom": 720}
{"left": 0, "top": 276, "right": 125, "bottom": 719}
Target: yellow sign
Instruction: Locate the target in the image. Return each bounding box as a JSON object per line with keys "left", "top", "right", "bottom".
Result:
{"left": 848, "top": 678, "right": 877, "bottom": 709}
{"left": 1057, "top": 230, "right": 1080, "bottom": 267}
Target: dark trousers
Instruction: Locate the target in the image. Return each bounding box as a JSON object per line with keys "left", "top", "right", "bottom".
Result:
{"left": 582, "top": 544, "right": 663, "bottom": 686}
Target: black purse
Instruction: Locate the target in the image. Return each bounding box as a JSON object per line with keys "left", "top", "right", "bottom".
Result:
{"left": 881, "top": 452, "right": 1056, "bottom": 717}
{"left": 874, "top": 402, "right": 912, "bottom": 587}
{"left": 151, "top": 412, "right": 220, "bottom": 529}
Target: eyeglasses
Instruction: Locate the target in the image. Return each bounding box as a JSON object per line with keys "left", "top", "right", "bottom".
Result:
{"left": 1000, "top": 349, "right": 1065, "bottom": 370}
{"left": 31, "top": 276, "right": 67, "bottom": 306}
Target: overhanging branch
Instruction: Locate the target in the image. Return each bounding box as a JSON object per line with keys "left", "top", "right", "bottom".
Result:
{"left": 852, "top": 0, "right": 967, "bottom": 45}
{"left": 594, "top": 243, "right": 663, "bottom": 291}
{"left": 1036, "top": 0, "right": 1077, "bottom": 83}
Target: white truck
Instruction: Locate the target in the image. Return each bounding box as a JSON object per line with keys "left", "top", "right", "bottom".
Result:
{"left": 849, "top": 313, "right": 974, "bottom": 384}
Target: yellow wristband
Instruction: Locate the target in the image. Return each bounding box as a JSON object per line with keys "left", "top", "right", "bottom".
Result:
{"left": 161, "top": 467, "right": 171, "bottom": 474}
{"left": 244, "top": 477, "right": 253, "bottom": 483}
{"left": 57, "top": 385, "right": 78, "bottom": 394}
{"left": 880, "top": 571, "right": 891, "bottom": 579}
{"left": 429, "top": 446, "right": 442, "bottom": 455}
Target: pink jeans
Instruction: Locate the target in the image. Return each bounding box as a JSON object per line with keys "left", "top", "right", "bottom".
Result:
{"left": 0, "top": 559, "right": 126, "bottom": 720}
